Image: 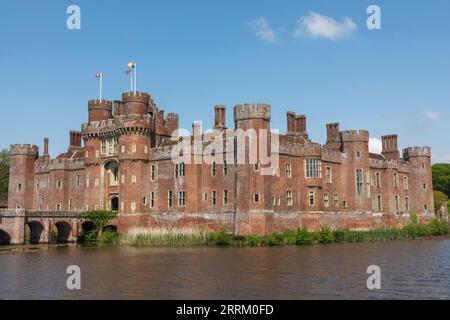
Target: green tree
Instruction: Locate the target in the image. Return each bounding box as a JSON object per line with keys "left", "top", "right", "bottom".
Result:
{"left": 432, "top": 163, "right": 450, "bottom": 197}
{"left": 83, "top": 210, "right": 117, "bottom": 241}
{"left": 0, "top": 148, "right": 10, "bottom": 195}
{"left": 434, "top": 191, "right": 448, "bottom": 213}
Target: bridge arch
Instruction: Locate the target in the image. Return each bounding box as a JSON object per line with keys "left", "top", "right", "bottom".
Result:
{"left": 103, "top": 225, "right": 117, "bottom": 233}
{"left": 79, "top": 221, "right": 96, "bottom": 241}
{"left": 0, "top": 229, "right": 11, "bottom": 246}
{"left": 54, "top": 221, "right": 72, "bottom": 243}
{"left": 26, "top": 221, "right": 44, "bottom": 244}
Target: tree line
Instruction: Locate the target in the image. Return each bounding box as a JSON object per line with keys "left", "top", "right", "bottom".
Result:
{"left": 432, "top": 163, "right": 450, "bottom": 210}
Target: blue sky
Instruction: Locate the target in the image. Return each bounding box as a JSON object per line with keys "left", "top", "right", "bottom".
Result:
{"left": 1, "top": 0, "right": 449, "bottom": 162}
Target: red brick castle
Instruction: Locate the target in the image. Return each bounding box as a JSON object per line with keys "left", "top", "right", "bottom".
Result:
{"left": 7, "top": 90, "right": 434, "bottom": 234}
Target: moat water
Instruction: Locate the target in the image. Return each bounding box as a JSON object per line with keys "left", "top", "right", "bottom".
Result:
{"left": 1, "top": 240, "right": 450, "bottom": 299}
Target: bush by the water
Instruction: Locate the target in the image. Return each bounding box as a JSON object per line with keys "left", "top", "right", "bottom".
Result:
{"left": 319, "top": 224, "right": 335, "bottom": 244}
{"left": 295, "top": 227, "right": 314, "bottom": 245}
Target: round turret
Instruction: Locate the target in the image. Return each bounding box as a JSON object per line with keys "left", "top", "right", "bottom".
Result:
{"left": 122, "top": 92, "right": 150, "bottom": 116}
{"left": 88, "top": 100, "right": 113, "bottom": 122}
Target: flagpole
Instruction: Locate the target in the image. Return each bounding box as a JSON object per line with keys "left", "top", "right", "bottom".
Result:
{"left": 134, "top": 63, "right": 137, "bottom": 94}
{"left": 99, "top": 74, "right": 103, "bottom": 102}
{"left": 130, "top": 70, "right": 133, "bottom": 92}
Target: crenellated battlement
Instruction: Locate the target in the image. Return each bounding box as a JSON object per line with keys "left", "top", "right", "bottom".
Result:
{"left": 88, "top": 100, "right": 113, "bottom": 110}
{"left": 234, "top": 103, "right": 271, "bottom": 121}
{"left": 403, "top": 147, "right": 431, "bottom": 159}
{"left": 164, "top": 112, "right": 179, "bottom": 128}
{"left": 10, "top": 144, "right": 39, "bottom": 156}
{"left": 122, "top": 91, "right": 150, "bottom": 103}
{"left": 35, "top": 158, "right": 85, "bottom": 173}
{"left": 341, "top": 130, "right": 369, "bottom": 143}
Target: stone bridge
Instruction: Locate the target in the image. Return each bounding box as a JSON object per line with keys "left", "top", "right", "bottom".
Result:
{"left": 0, "top": 209, "right": 118, "bottom": 245}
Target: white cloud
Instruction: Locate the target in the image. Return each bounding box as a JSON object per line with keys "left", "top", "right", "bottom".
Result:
{"left": 247, "top": 18, "right": 277, "bottom": 43}
{"left": 425, "top": 111, "right": 440, "bottom": 120}
{"left": 369, "top": 137, "right": 383, "bottom": 154}
{"left": 294, "top": 11, "right": 357, "bottom": 41}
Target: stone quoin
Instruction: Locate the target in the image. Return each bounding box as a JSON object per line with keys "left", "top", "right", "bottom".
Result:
{"left": 3, "top": 89, "right": 435, "bottom": 241}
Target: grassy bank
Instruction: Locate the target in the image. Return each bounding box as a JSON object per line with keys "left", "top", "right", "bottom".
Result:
{"left": 116, "top": 219, "right": 449, "bottom": 247}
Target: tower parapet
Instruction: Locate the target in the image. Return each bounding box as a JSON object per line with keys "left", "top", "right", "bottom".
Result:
{"left": 234, "top": 103, "right": 271, "bottom": 121}
{"left": 340, "top": 130, "right": 369, "bottom": 143}
{"left": 88, "top": 100, "right": 113, "bottom": 122}
{"left": 403, "top": 147, "right": 431, "bottom": 160}
{"left": 10, "top": 144, "right": 39, "bottom": 157}
{"left": 122, "top": 91, "right": 150, "bottom": 116}
{"left": 8, "top": 144, "right": 38, "bottom": 210}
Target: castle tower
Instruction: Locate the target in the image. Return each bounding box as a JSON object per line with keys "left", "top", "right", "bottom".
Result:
{"left": 88, "top": 100, "right": 113, "bottom": 122}
{"left": 117, "top": 92, "right": 153, "bottom": 214}
{"left": 122, "top": 92, "right": 149, "bottom": 116}
{"left": 403, "top": 147, "right": 434, "bottom": 215}
{"left": 233, "top": 104, "right": 272, "bottom": 215}
{"left": 8, "top": 144, "right": 39, "bottom": 210}
{"left": 340, "top": 130, "right": 371, "bottom": 212}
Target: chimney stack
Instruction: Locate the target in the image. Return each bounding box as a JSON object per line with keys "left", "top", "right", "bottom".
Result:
{"left": 43, "top": 138, "right": 49, "bottom": 157}
{"left": 214, "top": 105, "right": 226, "bottom": 130}
{"left": 286, "top": 112, "right": 296, "bottom": 132}
{"left": 69, "top": 131, "right": 82, "bottom": 152}
{"left": 192, "top": 121, "right": 202, "bottom": 137}
{"left": 381, "top": 134, "right": 400, "bottom": 160}
{"left": 296, "top": 115, "right": 307, "bottom": 136}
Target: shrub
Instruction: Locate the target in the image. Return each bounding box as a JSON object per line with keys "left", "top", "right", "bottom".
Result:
{"left": 82, "top": 210, "right": 117, "bottom": 242}
{"left": 428, "top": 219, "right": 449, "bottom": 236}
{"left": 295, "top": 227, "right": 313, "bottom": 245}
{"left": 410, "top": 212, "right": 419, "bottom": 225}
{"left": 245, "top": 235, "right": 260, "bottom": 246}
{"left": 50, "top": 230, "right": 58, "bottom": 243}
{"left": 214, "top": 229, "right": 231, "bottom": 246}
{"left": 319, "top": 224, "right": 335, "bottom": 244}
{"left": 99, "top": 230, "right": 119, "bottom": 243}
{"left": 266, "top": 234, "right": 284, "bottom": 246}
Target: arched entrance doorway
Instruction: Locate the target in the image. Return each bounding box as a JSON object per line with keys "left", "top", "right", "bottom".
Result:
{"left": 26, "top": 221, "right": 44, "bottom": 244}
{"left": 0, "top": 229, "right": 11, "bottom": 246}
{"left": 110, "top": 196, "right": 119, "bottom": 212}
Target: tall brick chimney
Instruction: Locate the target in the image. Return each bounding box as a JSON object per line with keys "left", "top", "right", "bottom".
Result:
{"left": 192, "top": 121, "right": 202, "bottom": 137}
{"left": 69, "top": 131, "right": 82, "bottom": 153}
{"left": 296, "top": 115, "right": 307, "bottom": 136}
{"left": 43, "top": 137, "right": 49, "bottom": 158}
{"left": 214, "top": 105, "right": 226, "bottom": 130}
{"left": 287, "top": 112, "right": 296, "bottom": 132}
{"left": 381, "top": 134, "right": 400, "bottom": 160}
